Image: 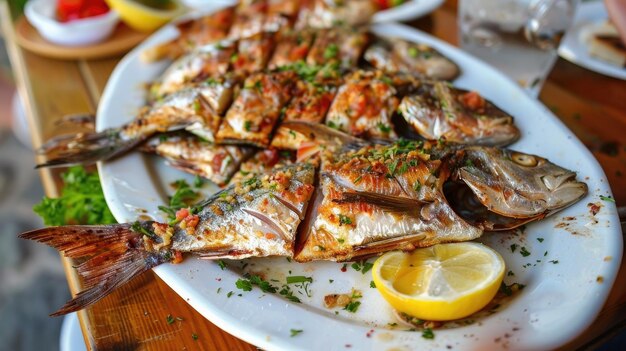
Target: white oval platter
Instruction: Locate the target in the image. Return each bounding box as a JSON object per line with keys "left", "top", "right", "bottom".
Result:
{"left": 96, "top": 17, "right": 623, "bottom": 351}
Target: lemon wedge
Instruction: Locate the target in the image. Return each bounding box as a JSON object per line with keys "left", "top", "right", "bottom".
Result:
{"left": 372, "top": 242, "right": 505, "bottom": 321}
{"left": 105, "top": 0, "right": 186, "bottom": 32}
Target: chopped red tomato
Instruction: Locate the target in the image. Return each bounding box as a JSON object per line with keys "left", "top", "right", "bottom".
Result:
{"left": 374, "top": 0, "right": 405, "bottom": 10}
{"left": 57, "top": 0, "right": 109, "bottom": 22}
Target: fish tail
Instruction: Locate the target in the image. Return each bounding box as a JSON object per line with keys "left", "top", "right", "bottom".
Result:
{"left": 19, "top": 222, "right": 171, "bottom": 316}
{"left": 36, "top": 129, "right": 142, "bottom": 168}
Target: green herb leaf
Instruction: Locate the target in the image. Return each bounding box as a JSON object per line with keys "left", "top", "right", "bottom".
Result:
{"left": 324, "top": 44, "right": 339, "bottom": 59}
{"left": 290, "top": 329, "right": 303, "bottom": 337}
{"left": 338, "top": 214, "right": 352, "bottom": 226}
{"left": 600, "top": 195, "right": 615, "bottom": 202}
{"left": 33, "top": 166, "right": 116, "bottom": 226}
{"left": 217, "top": 260, "right": 227, "bottom": 270}
{"left": 422, "top": 328, "right": 435, "bottom": 339}
{"left": 520, "top": 247, "right": 531, "bottom": 257}
{"left": 286, "top": 276, "right": 313, "bottom": 284}
{"left": 343, "top": 301, "right": 361, "bottom": 313}
{"left": 235, "top": 278, "right": 253, "bottom": 291}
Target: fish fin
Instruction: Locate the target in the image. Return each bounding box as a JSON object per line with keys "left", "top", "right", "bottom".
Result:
{"left": 19, "top": 223, "right": 169, "bottom": 316}
{"left": 54, "top": 113, "right": 96, "bottom": 129}
{"left": 36, "top": 129, "right": 143, "bottom": 168}
{"left": 281, "top": 121, "right": 369, "bottom": 150}
{"left": 333, "top": 191, "right": 427, "bottom": 215}
{"left": 349, "top": 232, "right": 428, "bottom": 260}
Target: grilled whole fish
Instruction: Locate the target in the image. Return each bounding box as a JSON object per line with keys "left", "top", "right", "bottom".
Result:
{"left": 21, "top": 127, "right": 587, "bottom": 316}
{"left": 38, "top": 68, "right": 519, "bottom": 169}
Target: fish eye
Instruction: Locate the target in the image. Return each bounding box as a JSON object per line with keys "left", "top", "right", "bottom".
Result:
{"left": 511, "top": 152, "right": 538, "bottom": 167}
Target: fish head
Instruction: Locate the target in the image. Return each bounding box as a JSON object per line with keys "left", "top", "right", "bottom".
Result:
{"left": 455, "top": 147, "right": 587, "bottom": 219}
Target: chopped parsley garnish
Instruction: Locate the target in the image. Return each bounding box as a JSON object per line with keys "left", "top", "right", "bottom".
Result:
{"left": 407, "top": 47, "right": 419, "bottom": 58}
{"left": 353, "top": 175, "right": 362, "bottom": 185}
{"left": 510, "top": 244, "right": 518, "bottom": 253}
{"left": 507, "top": 270, "right": 515, "bottom": 276}
{"left": 279, "top": 285, "right": 301, "bottom": 303}
{"left": 244, "top": 120, "right": 252, "bottom": 132}
{"left": 158, "top": 179, "right": 201, "bottom": 221}
{"left": 193, "top": 175, "right": 205, "bottom": 188}
{"left": 338, "top": 214, "right": 353, "bottom": 226}
{"left": 290, "top": 329, "right": 303, "bottom": 337}
{"left": 166, "top": 315, "right": 175, "bottom": 325}
{"left": 130, "top": 221, "right": 157, "bottom": 240}
{"left": 500, "top": 282, "right": 526, "bottom": 296}
{"left": 549, "top": 260, "right": 559, "bottom": 264}
{"left": 343, "top": 301, "right": 361, "bottom": 313}
{"left": 370, "top": 281, "right": 376, "bottom": 288}
{"left": 600, "top": 195, "right": 615, "bottom": 202}
{"left": 227, "top": 291, "right": 234, "bottom": 298}
{"left": 327, "top": 120, "right": 340, "bottom": 130}
{"left": 192, "top": 333, "right": 198, "bottom": 341}
{"left": 337, "top": 238, "right": 345, "bottom": 244}
{"left": 520, "top": 247, "right": 531, "bottom": 257}
{"left": 217, "top": 260, "right": 227, "bottom": 270}
{"left": 33, "top": 166, "right": 115, "bottom": 226}
{"left": 413, "top": 180, "right": 422, "bottom": 192}
{"left": 286, "top": 276, "right": 313, "bottom": 284}
{"left": 351, "top": 261, "right": 374, "bottom": 274}
{"left": 192, "top": 100, "right": 201, "bottom": 113}
{"left": 324, "top": 44, "right": 339, "bottom": 59}
{"left": 537, "top": 237, "right": 544, "bottom": 243}
{"left": 422, "top": 328, "right": 434, "bottom": 339}
{"left": 377, "top": 122, "right": 392, "bottom": 133}
{"left": 235, "top": 278, "right": 253, "bottom": 291}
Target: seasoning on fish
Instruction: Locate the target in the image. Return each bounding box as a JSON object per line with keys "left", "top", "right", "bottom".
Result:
{"left": 142, "top": 133, "right": 254, "bottom": 186}
{"left": 268, "top": 30, "right": 316, "bottom": 69}
{"left": 151, "top": 40, "right": 236, "bottom": 99}
{"left": 229, "top": 0, "right": 269, "bottom": 39}
{"left": 271, "top": 80, "right": 337, "bottom": 149}
{"left": 141, "top": 7, "right": 235, "bottom": 63}
{"left": 306, "top": 28, "right": 370, "bottom": 68}
{"left": 365, "top": 38, "right": 461, "bottom": 81}
{"left": 231, "top": 32, "right": 276, "bottom": 74}
{"left": 297, "top": 0, "right": 377, "bottom": 29}
{"left": 216, "top": 71, "right": 295, "bottom": 147}
{"left": 398, "top": 82, "right": 520, "bottom": 146}
{"left": 325, "top": 70, "right": 398, "bottom": 139}
{"left": 229, "top": 148, "right": 297, "bottom": 184}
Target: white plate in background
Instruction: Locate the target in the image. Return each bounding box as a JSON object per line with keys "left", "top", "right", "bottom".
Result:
{"left": 558, "top": 0, "right": 626, "bottom": 80}
{"left": 96, "top": 16, "right": 623, "bottom": 351}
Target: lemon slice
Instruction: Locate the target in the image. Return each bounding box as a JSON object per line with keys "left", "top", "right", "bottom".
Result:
{"left": 105, "top": 0, "right": 186, "bottom": 32}
{"left": 372, "top": 242, "right": 505, "bottom": 321}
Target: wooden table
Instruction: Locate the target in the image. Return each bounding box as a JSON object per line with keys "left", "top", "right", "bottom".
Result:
{"left": 2, "top": 1, "right": 625, "bottom": 350}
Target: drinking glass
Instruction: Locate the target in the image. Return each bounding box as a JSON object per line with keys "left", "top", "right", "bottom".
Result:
{"left": 459, "top": 0, "right": 578, "bottom": 96}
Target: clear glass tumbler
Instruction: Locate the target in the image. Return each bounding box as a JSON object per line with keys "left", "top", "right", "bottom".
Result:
{"left": 459, "top": 0, "right": 578, "bottom": 96}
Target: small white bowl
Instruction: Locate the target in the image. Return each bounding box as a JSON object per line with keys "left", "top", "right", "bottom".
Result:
{"left": 25, "top": 0, "right": 120, "bottom": 46}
